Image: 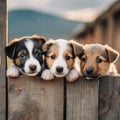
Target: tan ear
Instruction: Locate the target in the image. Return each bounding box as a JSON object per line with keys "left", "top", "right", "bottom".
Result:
{"left": 42, "top": 39, "right": 55, "bottom": 55}
{"left": 32, "top": 34, "right": 47, "bottom": 45}
{"left": 69, "top": 40, "right": 84, "bottom": 56}
{"left": 105, "top": 45, "right": 119, "bottom": 63}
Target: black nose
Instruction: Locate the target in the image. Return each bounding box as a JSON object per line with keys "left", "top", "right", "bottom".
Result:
{"left": 85, "top": 67, "right": 94, "bottom": 75}
{"left": 56, "top": 66, "right": 63, "bottom": 73}
{"left": 29, "top": 65, "right": 37, "bottom": 71}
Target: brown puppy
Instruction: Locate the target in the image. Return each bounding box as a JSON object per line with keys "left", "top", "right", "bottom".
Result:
{"left": 79, "top": 44, "right": 119, "bottom": 79}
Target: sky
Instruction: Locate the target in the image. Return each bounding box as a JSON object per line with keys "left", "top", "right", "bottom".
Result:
{"left": 8, "top": 0, "right": 116, "bottom": 22}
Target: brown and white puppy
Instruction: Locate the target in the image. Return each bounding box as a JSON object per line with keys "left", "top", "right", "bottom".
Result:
{"left": 41, "top": 39, "right": 83, "bottom": 82}
{"left": 79, "top": 44, "right": 119, "bottom": 79}
{"left": 5, "top": 35, "right": 47, "bottom": 77}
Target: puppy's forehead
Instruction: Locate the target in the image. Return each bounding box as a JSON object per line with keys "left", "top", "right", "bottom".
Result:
{"left": 84, "top": 44, "right": 106, "bottom": 55}
{"left": 15, "top": 38, "right": 37, "bottom": 53}
{"left": 49, "top": 39, "right": 72, "bottom": 52}
{"left": 55, "top": 39, "right": 72, "bottom": 51}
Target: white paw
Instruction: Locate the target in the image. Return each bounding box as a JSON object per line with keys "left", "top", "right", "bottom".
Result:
{"left": 66, "top": 69, "right": 79, "bottom": 82}
{"left": 41, "top": 69, "right": 54, "bottom": 80}
{"left": 7, "top": 66, "right": 19, "bottom": 78}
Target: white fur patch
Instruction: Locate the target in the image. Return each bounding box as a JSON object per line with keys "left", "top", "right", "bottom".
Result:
{"left": 50, "top": 39, "right": 69, "bottom": 77}
{"left": 41, "top": 69, "right": 54, "bottom": 80}
{"left": 66, "top": 69, "right": 79, "bottom": 82}
{"left": 24, "top": 40, "right": 41, "bottom": 76}
{"left": 7, "top": 66, "right": 19, "bottom": 78}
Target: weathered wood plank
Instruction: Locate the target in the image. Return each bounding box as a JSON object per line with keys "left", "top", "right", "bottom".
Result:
{"left": 99, "top": 76, "right": 120, "bottom": 120}
{"left": 66, "top": 77, "right": 98, "bottom": 120}
{"left": 8, "top": 76, "right": 64, "bottom": 120}
{"left": 0, "top": 0, "right": 7, "bottom": 120}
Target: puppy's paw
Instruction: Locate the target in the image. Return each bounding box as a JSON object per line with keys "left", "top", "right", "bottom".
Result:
{"left": 41, "top": 69, "right": 54, "bottom": 80}
{"left": 66, "top": 69, "right": 79, "bottom": 82}
{"left": 7, "top": 66, "right": 19, "bottom": 78}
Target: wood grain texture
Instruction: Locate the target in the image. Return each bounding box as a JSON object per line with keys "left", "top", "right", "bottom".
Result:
{"left": 8, "top": 75, "right": 120, "bottom": 120}
{"left": 0, "top": 0, "right": 7, "bottom": 120}
{"left": 8, "top": 76, "right": 64, "bottom": 120}
{"left": 66, "top": 77, "right": 99, "bottom": 120}
{"left": 99, "top": 76, "right": 120, "bottom": 120}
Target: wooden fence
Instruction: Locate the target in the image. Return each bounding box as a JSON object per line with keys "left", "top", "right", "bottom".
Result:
{"left": 0, "top": 0, "right": 120, "bottom": 120}
{"left": 0, "top": 0, "right": 7, "bottom": 120}
{"left": 8, "top": 76, "right": 120, "bottom": 120}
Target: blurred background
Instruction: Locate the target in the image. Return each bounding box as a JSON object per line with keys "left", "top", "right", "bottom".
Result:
{"left": 8, "top": 0, "right": 120, "bottom": 71}
{"left": 8, "top": 0, "right": 115, "bottom": 40}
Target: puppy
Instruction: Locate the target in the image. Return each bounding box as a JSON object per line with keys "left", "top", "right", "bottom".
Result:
{"left": 41, "top": 39, "right": 84, "bottom": 82}
{"left": 5, "top": 35, "right": 47, "bottom": 77}
{"left": 79, "top": 44, "right": 119, "bottom": 79}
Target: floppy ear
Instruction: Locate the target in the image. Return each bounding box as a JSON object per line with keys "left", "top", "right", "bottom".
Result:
{"left": 32, "top": 34, "right": 47, "bottom": 45}
{"left": 105, "top": 45, "right": 119, "bottom": 63}
{"left": 69, "top": 40, "right": 84, "bottom": 57}
{"left": 42, "top": 39, "right": 55, "bottom": 55}
{"left": 5, "top": 40, "right": 18, "bottom": 59}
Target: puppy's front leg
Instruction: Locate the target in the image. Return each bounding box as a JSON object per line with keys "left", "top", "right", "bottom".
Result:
{"left": 41, "top": 69, "right": 54, "bottom": 80}
{"left": 66, "top": 69, "right": 79, "bottom": 82}
{"left": 7, "top": 65, "right": 19, "bottom": 78}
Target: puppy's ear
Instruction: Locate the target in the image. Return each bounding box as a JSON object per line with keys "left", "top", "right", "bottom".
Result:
{"left": 69, "top": 40, "right": 84, "bottom": 57}
{"left": 32, "top": 34, "right": 47, "bottom": 45}
{"left": 5, "top": 40, "right": 18, "bottom": 59}
{"left": 105, "top": 45, "right": 119, "bottom": 63}
{"left": 42, "top": 39, "right": 55, "bottom": 55}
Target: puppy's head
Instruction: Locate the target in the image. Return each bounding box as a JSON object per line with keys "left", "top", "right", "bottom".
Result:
{"left": 5, "top": 35, "right": 47, "bottom": 76}
{"left": 79, "top": 44, "right": 119, "bottom": 79}
{"left": 43, "top": 39, "right": 83, "bottom": 77}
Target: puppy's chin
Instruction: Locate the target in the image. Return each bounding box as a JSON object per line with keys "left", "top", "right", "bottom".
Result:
{"left": 54, "top": 73, "right": 66, "bottom": 78}
{"left": 83, "top": 74, "right": 101, "bottom": 80}
{"left": 85, "top": 76, "right": 96, "bottom": 80}
{"left": 25, "top": 72, "right": 39, "bottom": 76}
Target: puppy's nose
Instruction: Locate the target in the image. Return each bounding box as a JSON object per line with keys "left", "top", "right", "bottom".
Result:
{"left": 56, "top": 66, "right": 63, "bottom": 73}
{"left": 29, "top": 65, "right": 37, "bottom": 71}
{"left": 85, "top": 67, "right": 94, "bottom": 75}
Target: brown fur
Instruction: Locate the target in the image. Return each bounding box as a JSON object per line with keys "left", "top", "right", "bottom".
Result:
{"left": 69, "top": 40, "right": 84, "bottom": 56}
{"left": 43, "top": 39, "right": 83, "bottom": 71}
{"left": 64, "top": 51, "right": 74, "bottom": 69}
{"left": 15, "top": 49, "right": 28, "bottom": 66}
{"left": 79, "top": 44, "right": 119, "bottom": 78}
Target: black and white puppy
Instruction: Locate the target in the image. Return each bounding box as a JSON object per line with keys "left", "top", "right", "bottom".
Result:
{"left": 5, "top": 35, "right": 47, "bottom": 77}
{"left": 41, "top": 39, "right": 84, "bottom": 82}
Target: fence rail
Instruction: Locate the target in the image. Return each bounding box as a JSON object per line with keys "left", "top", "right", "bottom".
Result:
{"left": 8, "top": 76, "right": 120, "bottom": 120}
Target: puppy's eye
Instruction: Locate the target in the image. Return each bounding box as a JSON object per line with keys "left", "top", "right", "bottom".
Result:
{"left": 81, "top": 57, "right": 87, "bottom": 62}
{"left": 65, "top": 55, "right": 71, "bottom": 61}
{"left": 20, "top": 54, "right": 26, "bottom": 59}
{"left": 35, "top": 51, "right": 41, "bottom": 57}
{"left": 96, "top": 58, "right": 103, "bottom": 63}
{"left": 51, "top": 55, "right": 56, "bottom": 60}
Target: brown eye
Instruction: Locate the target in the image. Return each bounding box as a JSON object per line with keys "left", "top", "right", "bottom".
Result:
{"left": 51, "top": 55, "right": 56, "bottom": 59}
{"left": 96, "top": 58, "right": 103, "bottom": 64}
{"left": 65, "top": 55, "right": 71, "bottom": 60}
{"left": 81, "top": 57, "right": 87, "bottom": 62}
